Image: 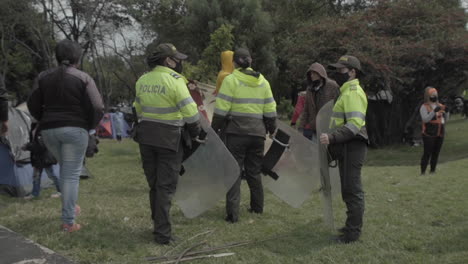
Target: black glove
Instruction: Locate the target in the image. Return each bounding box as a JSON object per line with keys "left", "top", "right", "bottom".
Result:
{"left": 434, "top": 106, "right": 441, "bottom": 113}
{"left": 290, "top": 122, "right": 296, "bottom": 126}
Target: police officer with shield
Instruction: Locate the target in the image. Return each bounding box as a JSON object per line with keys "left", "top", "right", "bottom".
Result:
{"left": 212, "top": 48, "right": 277, "bottom": 223}
{"left": 134, "top": 43, "right": 201, "bottom": 244}
{"left": 320, "top": 55, "right": 368, "bottom": 243}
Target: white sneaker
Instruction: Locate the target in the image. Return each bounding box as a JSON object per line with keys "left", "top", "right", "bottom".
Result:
{"left": 24, "top": 195, "right": 35, "bottom": 200}
{"left": 50, "top": 192, "right": 62, "bottom": 198}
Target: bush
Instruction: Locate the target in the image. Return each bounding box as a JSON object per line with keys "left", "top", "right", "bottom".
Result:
{"left": 276, "top": 97, "right": 294, "bottom": 120}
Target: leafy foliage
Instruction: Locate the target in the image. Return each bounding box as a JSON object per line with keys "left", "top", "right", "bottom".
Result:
{"left": 282, "top": 0, "right": 468, "bottom": 145}
{"left": 190, "top": 24, "right": 234, "bottom": 82}
{"left": 1, "top": 0, "right": 467, "bottom": 145}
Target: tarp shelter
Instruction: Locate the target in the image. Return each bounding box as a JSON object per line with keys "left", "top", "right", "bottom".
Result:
{"left": 96, "top": 113, "right": 130, "bottom": 139}
{"left": 0, "top": 107, "right": 57, "bottom": 197}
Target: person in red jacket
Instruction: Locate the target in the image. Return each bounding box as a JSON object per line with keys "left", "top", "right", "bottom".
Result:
{"left": 420, "top": 87, "right": 446, "bottom": 175}
{"left": 290, "top": 89, "right": 306, "bottom": 127}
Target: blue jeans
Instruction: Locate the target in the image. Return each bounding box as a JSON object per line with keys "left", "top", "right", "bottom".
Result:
{"left": 32, "top": 167, "right": 60, "bottom": 197}
{"left": 42, "top": 127, "right": 88, "bottom": 225}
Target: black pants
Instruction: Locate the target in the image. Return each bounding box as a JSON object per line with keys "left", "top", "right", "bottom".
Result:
{"left": 139, "top": 143, "right": 183, "bottom": 243}
{"left": 338, "top": 140, "right": 367, "bottom": 240}
{"left": 225, "top": 135, "right": 265, "bottom": 220}
{"left": 421, "top": 135, "right": 444, "bottom": 174}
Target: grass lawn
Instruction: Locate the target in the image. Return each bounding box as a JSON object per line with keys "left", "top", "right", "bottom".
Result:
{"left": 1, "top": 118, "right": 468, "bottom": 263}
{"left": 366, "top": 115, "right": 468, "bottom": 166}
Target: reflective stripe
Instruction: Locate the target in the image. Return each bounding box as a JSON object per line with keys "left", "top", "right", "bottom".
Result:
{"left": 332, "top": 111, "right": 365, "bottom": 120}
{"left": 214, "top": 108, "right": 229, "bottom": 116}
{"left": 230, "top": 111, "right": 263, "bottom": 119}
{"left": 217, "top": 93, "right": 233, "bottom": 102}
{"left": 141, "top": 105, "right": 178, "bottom": 114}
{"left": 239, "top": 80, "right": 266, "bottom": 88}
{"left": 176, "top": 97, "right": 195, "bottom": 109}
{"left": 216, "top": 93, "right": 274, "bottom": 105}
{"left": 345, "top": 111, "right": 366, "bottom": 120}
{"left": 332, "top": 112, "right": 345, "bottom": 119}
{"left": 345, "top": 122, "right": 360, "bottom": 134}
{"left": 232, "top": 97, "right": 274, "bottom": 104}
{"left": 140, "top": 117, "right": 184, "bottom": 126}
{"left": 184, "top": 112, "right": 200, "bottom": 123}
{"left": 263, "top": 112, "right": 277, "bottom": 118}
{"left": 216, "top": 108, "right": 276, "bottom": 119}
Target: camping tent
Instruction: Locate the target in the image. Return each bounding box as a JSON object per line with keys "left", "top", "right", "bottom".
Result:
{"left": 96, "top": 113, "right": 130, "bottom": 139}
{"left": 0, "top": 107, "right": 57, "bottom": 197}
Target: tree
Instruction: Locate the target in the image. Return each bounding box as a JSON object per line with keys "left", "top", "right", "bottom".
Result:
{"left": 282, "top": 0, "right": 468, "bottom": 146}
{"left": 191, "top": 24, "right": 234, "bottom": 82}
{"left": 127, "top": 0, "right": 279, "bottom": 94}
{"left": 0, "top": 0, "right": 55, "bottom": 103}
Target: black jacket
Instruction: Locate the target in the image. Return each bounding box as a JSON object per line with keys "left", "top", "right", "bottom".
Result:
{"left": 27, "top": 67, "right": 104, "bottom": 131}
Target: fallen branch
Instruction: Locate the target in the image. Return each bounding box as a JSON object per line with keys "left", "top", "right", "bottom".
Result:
{"left": 163, "top": 229, "right": 215, "bottom": 257}
{"left": 147, "top": 236, "right": 277, "bottom": 262}
{"left": 175, "top": 241, "right": 206, "bottom": 264}
{"left": 159, "top": 253, "right": 235, "bottom": 264}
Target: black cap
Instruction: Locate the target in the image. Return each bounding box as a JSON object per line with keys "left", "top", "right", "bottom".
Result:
{"left": 233, "top": 48, "right": 251, "bottom": 60}
{"left": 329, "top": 55, "right": 362, "bottom": 71}
{"left": 149, "top": 43, "right": 188, "bottom": 60}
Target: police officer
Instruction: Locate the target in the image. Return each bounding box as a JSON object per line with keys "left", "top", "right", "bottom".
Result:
{"left": 0, "top": 74, "right": 8, "bottom": 136}
{"left": 319, "top": 55, "right": 368, "bottom": 243}
{"left": 134, "top": 43, "right": 201, "bottom": 244}
{"left": 211, "top": 48, "right": 277, "bottom": 223}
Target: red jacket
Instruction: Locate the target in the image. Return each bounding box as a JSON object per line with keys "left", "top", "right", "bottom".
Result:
{"left": 291, "top": 92, "right": 306, "bottom": 126}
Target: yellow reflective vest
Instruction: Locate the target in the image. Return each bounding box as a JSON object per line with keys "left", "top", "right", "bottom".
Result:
{"left": 134, "top": 66, "right": 199, "bottom": 126}
{"left": 133, "top": 66, "right": 200, "bottom": 150}
{"left": 214, "top": 68, "right": 277, "bottom": 137}
{"left": 329, "top": 78, "right": 368, "bottom": 143}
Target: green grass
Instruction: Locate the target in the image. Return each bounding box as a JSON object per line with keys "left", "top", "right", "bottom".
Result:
{"left": 1, "top": 118, "right": 468, "bottom": 264}
{"left": 367, "top": 115, "right": 468, "bottom": 166}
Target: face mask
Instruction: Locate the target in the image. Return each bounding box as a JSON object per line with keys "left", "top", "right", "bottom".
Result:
{"left": 173, "top": 61, "right": 183, "bottom": 74}
{"left": 311, "top": 80, "right": 321, "bottom": 91}
{"left": 430, "top": 96, "right": 437, "bottom": 102}
{"left": 333, "top": 72, "right": 350, "bottom": 87}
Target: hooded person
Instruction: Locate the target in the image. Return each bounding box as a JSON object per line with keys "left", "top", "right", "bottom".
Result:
{"left": 211, "top": 48, "right": 277, "bottom": 223}
{"left": 299, "top": 62, "right": 340, "bottom": 141}
{"left": 215, "top": 51, "right": 234, "bottom": 95}
{"left": 419, "top": 87, "right": 446, "bottom": 175}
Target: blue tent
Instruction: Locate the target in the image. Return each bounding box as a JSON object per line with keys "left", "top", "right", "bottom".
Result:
{"left": 0, "top": 107, "right": 57, "bottom": 197}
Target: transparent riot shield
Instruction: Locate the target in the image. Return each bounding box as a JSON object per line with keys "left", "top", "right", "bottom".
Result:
{"left": 263, "top": 120, "right": 322, "bottom": 208}
{"left": 316, "top": 100, "right": 341, "bottom": 230}
{"left": 175, "top": 116, "right": 240, "bottom": 218}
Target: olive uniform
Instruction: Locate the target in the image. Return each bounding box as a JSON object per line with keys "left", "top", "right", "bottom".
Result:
{"left": 134, "top": 65, "right": 200, "bottom": 244}
{"left": 327, "top": 55, "right": 368, "bottom": 243}
{"left": 212, "top": 65, "right": 277, "bottom": 222}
